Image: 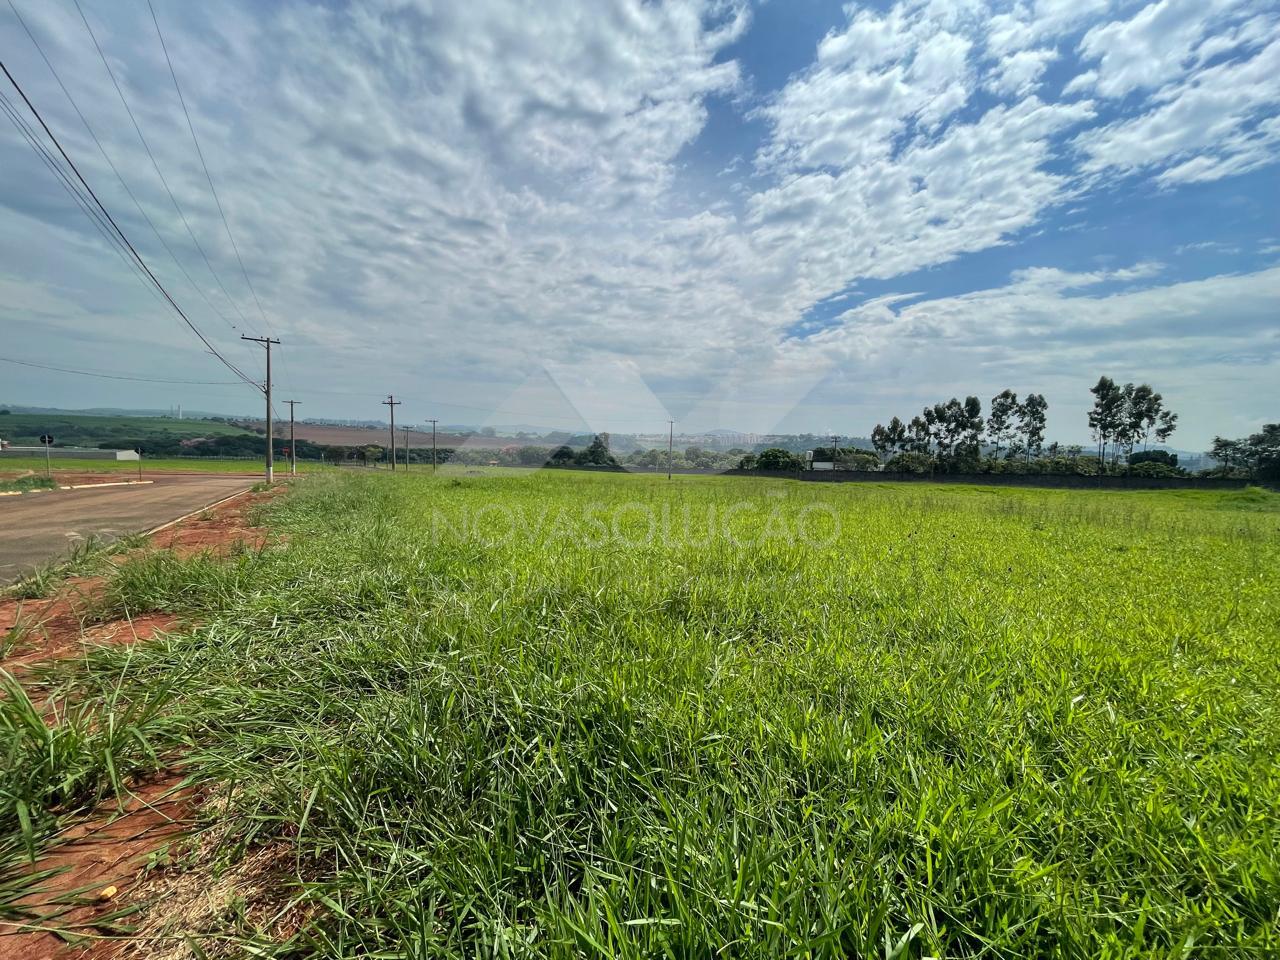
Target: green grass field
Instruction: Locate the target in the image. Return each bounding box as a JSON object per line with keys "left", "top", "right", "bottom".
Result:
{"left": 5, "top": 472, "right": 1279, "bottom": 956}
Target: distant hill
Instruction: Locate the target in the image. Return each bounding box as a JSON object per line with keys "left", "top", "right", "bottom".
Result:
{"left": 0, "top": 412, "right": 253, "bottom": 448}
{"left": 0, "top": 404, "right": 251, "bottom": 419}
{"left": 235, "top": 419, "right": 516, "bottom": 449}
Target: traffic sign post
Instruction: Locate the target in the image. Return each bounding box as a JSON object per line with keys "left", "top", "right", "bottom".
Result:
{"left": 39, "top": 434, "right": 53, "bottom": 478}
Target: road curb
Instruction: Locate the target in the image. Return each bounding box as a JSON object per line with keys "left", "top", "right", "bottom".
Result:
{"left": 143, "top": 485, "right": 258, "bottom": 537}
{"left": 1, "top": 480, "right": 155, "bottom": 496}
{"left": 60, "top": 480, "right": 155, "bottom": 490}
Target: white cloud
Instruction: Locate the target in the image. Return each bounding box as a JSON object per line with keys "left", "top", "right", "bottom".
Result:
{"left": 0, "top": 0, "right": 1277, "bottom": 443}
{"left": 988, "top": 47, "right": 1059, "bottom": 96}
{"left": 1078, "top": 0, "right": 1260, "bottom": 99}
{"left": 755, "top": 5, "right": 975, "bottom": 172}
{"left": 802, "top": 263, "right": 1280, "bottom": 443}
{"left": 1077, "top": 38, "right": 1280, "bottom": 184}
{"left": 987, "top": 0, "right": 1113, "bottom": 57}
{"left": 1062, "top": 69, "right": 1098, "bottom": 95}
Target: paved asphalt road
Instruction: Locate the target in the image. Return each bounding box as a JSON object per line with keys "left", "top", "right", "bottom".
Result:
{"left": 0, "top": 476, "right": 254, "bottom": 585}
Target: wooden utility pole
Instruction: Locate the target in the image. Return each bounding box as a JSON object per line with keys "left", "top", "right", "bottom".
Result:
{"left": 403, "top": 427, "right": 410, "bottom": 471}
{"left": 428, "top": 419, "right": 438, "bottom": 472}
{"left": 241, "top": 335, "right": 281, "bottom": 482}
{"left": 667, "top": 420, "right": 674, "bottom": 480}
{"left": 831, "top": 435, "right": 839, "bottom": 471}
{"left": 286, "top": 401, "right": 301, "bottom": 475}
{"left": 382, "top": 395, "right": 401, "bottom": 471}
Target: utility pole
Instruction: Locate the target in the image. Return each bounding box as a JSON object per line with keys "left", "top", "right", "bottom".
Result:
{"left": 831, "top": 435, "right": 840, "bottom": 471}
{"left": 242, "top": 335, "right": 281, "bottom": 483}
{"left": 429, "top": 419, "right": 438, "bottom": 472}
{"left": 286, "top": 401, "right": 301, "bottom": 476}
{"left": 667, "top": 420, "right": 674, "bottom": 480}
{"left": 403, "top": 427, "right": 410, "bottom": 471}
{"left": 382, "top": 395, "right": 401, "bottom": 471}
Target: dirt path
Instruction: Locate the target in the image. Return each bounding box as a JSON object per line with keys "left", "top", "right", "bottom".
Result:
{"left": 0, "top": 485, "right": 284, "bottom": 958}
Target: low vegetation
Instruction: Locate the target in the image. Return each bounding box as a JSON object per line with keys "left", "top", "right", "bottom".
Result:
{"left": 3, "top": 472, "right": 1278, "bottom": 956}
{"left": 0, "top": 475, "right": 56, "bottom": 493}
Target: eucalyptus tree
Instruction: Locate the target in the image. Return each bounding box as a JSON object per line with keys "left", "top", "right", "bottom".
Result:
{"left": 1088, "top": 377, "right": 1126, "bottom": 465}
{"left": 1019, "top": 393, "right": 1048, "bottom": 462}
{"left": 958, "top": 395, "right": 984, "bottom": 466}
{"left": 908, "top": 414, "right": 932, "bottom": 454}
{"left": 1211, "top": 424, "right": 1278, "bottom": 478}
{"left": 870, "top": 416, "right": 909, "bottom": 461}
{"left": 987, "top": 390, "right": 1019, "bottom": 459}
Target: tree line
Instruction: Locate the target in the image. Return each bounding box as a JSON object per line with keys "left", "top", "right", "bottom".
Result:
{"left": 1210, "top": 424, "right": 1280, "bottom": 481}
{"left": 853, "top": 378, "right": 1183, "bottom": 477}
{"left": 97, "top": 389, "right": 1276, "bottom": 482}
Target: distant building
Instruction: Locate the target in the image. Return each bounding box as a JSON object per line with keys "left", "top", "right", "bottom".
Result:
{"left": 0, "top": 446, "right": 140, "bottom": 461}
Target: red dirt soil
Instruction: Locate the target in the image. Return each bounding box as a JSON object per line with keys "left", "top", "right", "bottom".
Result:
{"left": 1, "top": 604, "right": 181, "bottom": 674}
{"left": 0, "top": 775, "right": 197, "bottom": 960}
{"left": 147, "top": 489, "right": 273, "bottom": 558}
{"left": 0, "top": 486, "right": 281, "bottom": 958}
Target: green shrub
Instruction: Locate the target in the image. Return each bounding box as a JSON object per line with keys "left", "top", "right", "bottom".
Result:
{"left": 884, "top": 451, "right": 934, "bottom": 473}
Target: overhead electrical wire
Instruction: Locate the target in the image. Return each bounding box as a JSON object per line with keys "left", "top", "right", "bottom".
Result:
{"left": 146, "top": 0, "right": 294, "bottom": 396}
{"left": 0, "top": 89, "right": 163, "bottom": 302}
{"left": 69, "top": 0, "right": 263, "bottom": 379}
{"left": 0, "top": 58, "right": 259, "bottom": 388}
{"left": 0, "top": 356, "right": 245, "bottom": 385}
{"left": 6, "top": 0, "right": 255, "bottom": 381}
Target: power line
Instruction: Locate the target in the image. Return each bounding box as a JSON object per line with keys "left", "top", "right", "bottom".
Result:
{"left": 69, "top": 0, "right": 262, "bottom": 379}
{"left": 382, "top": 395, "right": 402, "bottom": 471}
{"left": 285, "top": 399, "right": 300, "bottom": 476}
{"left": 146, "top": 1, "right": 290, "bottom": 393}
{"left": 0, "top": 57, "right": 259, "bottom": 387}
{"left": 242, "top": 335, "right": 280, "bottom": 483}
{"left": 6, "top": 0, "right": 253, "bottom": 371}
{"left": 0, "top": 89, "right": 162, "bottom": 302}
{"left": 0, "top": 356, "right": 244, "bottom": 385}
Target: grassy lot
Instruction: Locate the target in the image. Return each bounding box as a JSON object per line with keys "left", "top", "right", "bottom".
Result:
{"left": 4, "top": 472, "right": 1279, "bottom": 956}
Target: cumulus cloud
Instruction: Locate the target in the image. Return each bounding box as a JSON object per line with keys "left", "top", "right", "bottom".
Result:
{"left": 1077, "top": 0, "right": 1260, "bottom": 99}
{"left": 987, "top": 0, "right": 1113, "bottom": 57}
{"left": 0, "top": 0, "right": 1277, "bottom": 442}
{"left": 988, "top": 47, "right": 1059, "bottom": 96}
{"left": 802, "top": 263, "right": 1280, "bottom": 442}
{"left": 1076, "top": 37, "right": 1280, "bottom": 184}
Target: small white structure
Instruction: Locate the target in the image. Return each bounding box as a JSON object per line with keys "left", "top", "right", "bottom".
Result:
{"left": 0, "top": 446, "right": 140, "bottom": 461}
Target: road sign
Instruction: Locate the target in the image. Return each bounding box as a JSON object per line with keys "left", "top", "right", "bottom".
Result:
{"left": 38, "top": 434, "right": 54, "bottom": 477}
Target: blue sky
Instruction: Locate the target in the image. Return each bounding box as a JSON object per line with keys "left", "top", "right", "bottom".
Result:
{"left": 1, "top": 0, "right": 1277, "bottom": 447}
